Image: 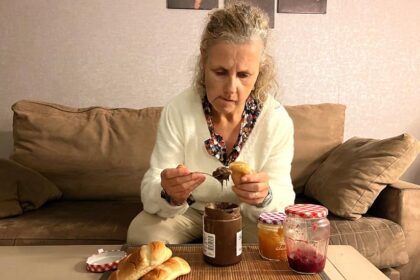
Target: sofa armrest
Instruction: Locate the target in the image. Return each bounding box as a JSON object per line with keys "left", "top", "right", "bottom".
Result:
{"left": 370, "top": 180, "right": 420, "bottom": 226}
{"left": 369, "top": 180, "right": 420, "bottom": 279}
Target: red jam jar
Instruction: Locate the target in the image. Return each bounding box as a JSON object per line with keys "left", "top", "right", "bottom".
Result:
{"left": 257, "top": 212, "right": 287, "bottom": 261}
{"left": 284, "top": 204, "right": 330, "bottom": 274}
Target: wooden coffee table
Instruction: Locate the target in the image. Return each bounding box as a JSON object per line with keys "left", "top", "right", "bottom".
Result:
{"left": 0, "top": 245, "right": 387, "bottom": 279}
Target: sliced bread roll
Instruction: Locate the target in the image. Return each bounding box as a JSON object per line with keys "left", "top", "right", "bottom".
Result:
{"left": 109, "top": 241, "right": 172, "bottom": 280}
{"left": 229, "top": 161, "right": 253, "bottom": 185}
{"left": 141, "top": 256, "right": 191, "bottom": 280}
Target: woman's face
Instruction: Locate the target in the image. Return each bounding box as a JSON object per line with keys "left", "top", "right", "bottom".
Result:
{"left": 203, "top": 40, "right": 263, "bottom": 120}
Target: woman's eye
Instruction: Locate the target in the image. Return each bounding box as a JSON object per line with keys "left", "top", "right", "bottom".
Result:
{"left": 238, "top": 72, "right": 250, "bottom": 78}
{"left": 215, "top": 71, "right": 226, "bottom": 76}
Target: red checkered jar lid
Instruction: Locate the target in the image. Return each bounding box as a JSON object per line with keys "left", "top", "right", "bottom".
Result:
{"left": 285, "top": 204, "right": 328, "bottom": 219}
{"left": 86, "top": 249, "right": 127, "bottom": 273}
{"left": 258, "top": 212, "right": 287, "bottom": 224}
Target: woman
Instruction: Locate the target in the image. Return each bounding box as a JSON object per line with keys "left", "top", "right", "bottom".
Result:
{"left": 127, "top": 3, "right": 295, "bottom": 244}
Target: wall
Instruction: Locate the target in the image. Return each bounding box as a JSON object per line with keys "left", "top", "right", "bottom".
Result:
{"left": 0, "top": 0, "right": 419, "bottom": 183}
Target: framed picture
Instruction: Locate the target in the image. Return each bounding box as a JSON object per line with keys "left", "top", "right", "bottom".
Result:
{"left": 225, "top": 0, "right": 275, "bottom": 28}
{"left": 167, "top": 0, "right": 218, "bottom": 10}
{"left": 277, "top": 0, "right": 327, "bottom": 14}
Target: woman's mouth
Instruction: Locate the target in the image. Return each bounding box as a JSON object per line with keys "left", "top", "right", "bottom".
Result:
{"left": 220, "top": 97, "right": 235, "bottom": 102}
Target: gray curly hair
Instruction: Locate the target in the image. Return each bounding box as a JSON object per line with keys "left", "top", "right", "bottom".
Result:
{"left": 193, "top": 2, "right": 277, "bottom": 103}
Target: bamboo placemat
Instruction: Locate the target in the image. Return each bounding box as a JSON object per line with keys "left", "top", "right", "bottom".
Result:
{"left": 101, "top": 244, "right": 329, "bottom": 280}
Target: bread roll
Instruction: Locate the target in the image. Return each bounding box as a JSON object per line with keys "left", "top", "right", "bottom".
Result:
{"left": 108, "top": 241, "right": 172, "bottom": 280}
{"left": 229, "top": 161, "right": 252, "bottom": 185}
{"left": 141, "top": 257, "right": 191, "bottom": 280}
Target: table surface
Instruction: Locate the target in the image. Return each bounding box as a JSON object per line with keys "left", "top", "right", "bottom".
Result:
{"left": 0, "top": 244, "right": 388, "bottom": 280}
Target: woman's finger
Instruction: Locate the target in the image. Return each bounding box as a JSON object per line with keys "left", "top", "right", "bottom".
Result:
{"left": 235, "top": 181, "right": 268, "bottom": 193}
{"left": 232, "top": 185, "right": 267, "bottom": 201}
{"left": 170, "top": 175, "right": 205, "bottom": 195}
{"left": 161, "top": 166, "right": 190, "bottom": 180}
{"left": 232, "top": 190, "right": 265, "bottom": 205}
{"left": 241, "top": 172, "right": 269, "bottom": 184}
{"left": 168, "top": 176, "right": 206, "bottom": 203}
{"left": 164, "top": 172, "right": 203, "bottom": 188}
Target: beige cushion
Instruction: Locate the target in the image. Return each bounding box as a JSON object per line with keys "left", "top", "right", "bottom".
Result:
{"left": 0, "top": 159, "right": 62, "bottom": 218}
{"left": 11, "top": 100, "right": 162, "bottom": 200}
{"left": 285, "top": 104, "right": 346, "bottom": 194}
{"left": 305, "top": 133, "right": 419, "bottom": 220}
{"left": 0, "top": 200, "right": 141, "bottom": 245}
{"left": 329, "top": 215, "right": 409, "bottom": 268}
{"left": 11, "top": 100, "right": 344, "bottom": 200}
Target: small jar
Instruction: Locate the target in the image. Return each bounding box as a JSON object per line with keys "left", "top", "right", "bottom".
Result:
{"left": 257, "top": 212, "right": 287, "bottom": 261}
{"left": 284, "top": 204, "right": 330, "bottom": 274}
{"left": 203, "top": 202, "right": 242, "bottom": 266}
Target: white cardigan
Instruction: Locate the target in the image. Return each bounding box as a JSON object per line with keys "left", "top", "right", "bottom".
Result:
{"left": 141, "top": 88, "right": 295, "bottom": 222}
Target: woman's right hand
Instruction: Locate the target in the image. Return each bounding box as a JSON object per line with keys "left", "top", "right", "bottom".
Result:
{"left": 160, "top": 164, "right": 206, "bottom": 205}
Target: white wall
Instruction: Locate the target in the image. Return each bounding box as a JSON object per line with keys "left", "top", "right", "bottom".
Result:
{"left": 0, "top": 0, "right": 419, "bottom": 183}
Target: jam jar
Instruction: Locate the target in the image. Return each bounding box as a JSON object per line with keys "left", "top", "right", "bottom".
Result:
{"left": 257, "top": 212, "right": 287, "bottom": 261}
{"left": 284, "top": 204, "right": 330, "bottom": 274}
{"left": 203, "top": 202, "right": 242, "bottom": 266}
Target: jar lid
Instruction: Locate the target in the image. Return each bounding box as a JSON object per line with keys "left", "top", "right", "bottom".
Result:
{"left": 86, "top": 249, "right": 127, "bottom": 273}
{"left": 258, "top": 212, "right": 286, "bottom": 224}
{"left": 285, "top": 204, "right": 328, "bottom": 218}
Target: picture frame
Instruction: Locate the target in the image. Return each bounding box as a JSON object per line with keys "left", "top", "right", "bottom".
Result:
{"left": 277, "top": 0, "right": 327, "bottom": 14}
{"left": 167, "top": 0, "right": 219, "bottom": 10}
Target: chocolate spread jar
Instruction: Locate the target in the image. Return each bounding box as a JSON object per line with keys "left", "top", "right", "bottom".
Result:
{"left": 203, "top": 202, "right": 242, "bottom": 266}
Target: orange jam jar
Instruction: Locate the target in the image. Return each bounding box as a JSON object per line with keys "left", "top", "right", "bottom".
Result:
{"left": 258, "top": 212, "right": 287, "bottom": 261}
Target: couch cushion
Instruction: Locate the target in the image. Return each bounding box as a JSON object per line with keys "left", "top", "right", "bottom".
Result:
{"left": 285, "top": 104, "right": 346, "bottom": 193}
{"left": 305, "top": 133, "right": 418, "bottom": 219}
{"left": 0, "top": 159, "right": 62, "bottom": 218}
{"left": 0, "top": 201, "right": 141, "bottom": 245}
{"left": 11, "top": 100, "right": 162, "bottom": 200}
{"left": 329, "top": 215, "right": 409, "bottom": 269}
{"left": 11, "top": 100, "right": 344, "bottom": 199}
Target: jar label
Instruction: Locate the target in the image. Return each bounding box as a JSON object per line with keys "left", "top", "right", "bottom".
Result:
{"left": 203, "top": 231, "right": 216, "bottom": 258}
{"left": 236, "top": 230, "right": 242, "bottom": 256}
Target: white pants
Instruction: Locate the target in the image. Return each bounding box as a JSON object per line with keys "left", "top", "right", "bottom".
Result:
{"left": 127, "top": 207, "right": 258, "bottom": 245}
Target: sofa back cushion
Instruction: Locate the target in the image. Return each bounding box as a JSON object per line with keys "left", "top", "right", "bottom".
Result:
{"left": 285, "top": 104, "right": 346, "bottom": 193}
{"left": 11, "top": 100, "right": 162, "bottom": 200}
{"left": 305, "top": 133, "right": 419, "bottom": 220}
{"left": 0, "top": 159, "right": 62, "bottom": 218}
{"left": 11, "top": 100, "right": 345, "bottom": 199}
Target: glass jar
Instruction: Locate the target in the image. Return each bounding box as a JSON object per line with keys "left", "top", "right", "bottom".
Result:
{"left": 257, "top": 212, "right": 287, "bottom": 261}
{"left": 284, "top": 204, "right": 330, "bottom": 274}
{"left": 203, "top": 202, "right": 242, "bottom": 266}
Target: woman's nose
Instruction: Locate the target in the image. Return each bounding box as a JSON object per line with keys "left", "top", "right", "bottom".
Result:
{"left": 224, "top": 76, "right": 237, "bottom": 94}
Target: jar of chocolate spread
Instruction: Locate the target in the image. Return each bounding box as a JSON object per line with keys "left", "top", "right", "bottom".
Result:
{"left": 203, "top": 202, "right": 242, "bottom": 266}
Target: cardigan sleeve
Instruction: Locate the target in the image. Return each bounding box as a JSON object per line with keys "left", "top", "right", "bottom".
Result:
{"left": 140, "top": 102, "right": 190, "bottom": 218}
{"left": 240, "top": 105, "right": 295, "bottom": 222}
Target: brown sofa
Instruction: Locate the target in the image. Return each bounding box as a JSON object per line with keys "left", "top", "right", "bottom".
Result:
{"left": 0, "top": 100, "right": 419, "bottom": 280}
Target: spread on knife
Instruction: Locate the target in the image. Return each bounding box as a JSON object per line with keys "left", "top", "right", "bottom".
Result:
{"left": 212, "top": 167, "right": 232, "bottom": 186}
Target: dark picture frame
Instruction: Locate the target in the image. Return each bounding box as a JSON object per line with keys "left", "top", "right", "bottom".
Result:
{"left": 277, "top": 0, "right": 327, "bottom": 14}
{"left": 167, "top": 0, "right": 218, "bottom": 10}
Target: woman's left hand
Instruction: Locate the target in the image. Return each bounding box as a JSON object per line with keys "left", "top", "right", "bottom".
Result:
{"left": 232, "top": 171, "right": 270, "bottom": 206}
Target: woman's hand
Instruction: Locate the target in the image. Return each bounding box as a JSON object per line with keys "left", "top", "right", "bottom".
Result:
{"left": 160, "top": 164, "right": 206, "bottom": 205}
{"left": 232, "top": 171, "right": 270, "bottom": 206}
